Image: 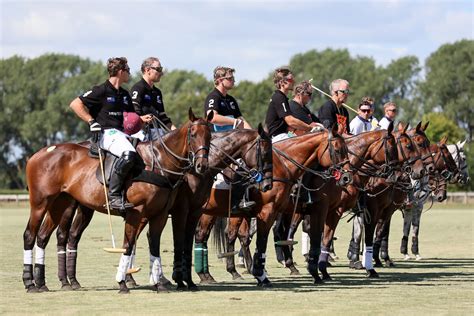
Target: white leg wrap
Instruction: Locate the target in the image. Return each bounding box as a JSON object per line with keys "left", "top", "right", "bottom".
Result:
{"left": 34, "top": 245, "right": 45, "bottom": 265}
{"left": 115, "top": 255, "right": 131, "bottom": 282}
{"left": 364, "top": 246, "right": 373, "bottom": 270}
{"left": 301, "top": 231, "right": 310, "bottom": 255}
{"left": 24, "top": 250, "right": 33, "bottom": 265}
{"left": 149, "top": 255, "right": 162, "bottom": 285}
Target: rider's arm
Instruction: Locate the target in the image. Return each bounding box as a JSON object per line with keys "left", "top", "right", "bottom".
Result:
{"left": 70, "top": 97, "right": 94, "bottom": 124}
{"left": 284, "top": 115, "right": 313, "bottom": 132}
{"left": 206, "top": 110, "right": 239, "bottom": 126}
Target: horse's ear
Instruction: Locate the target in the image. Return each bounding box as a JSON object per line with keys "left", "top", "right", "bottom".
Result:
{"left": 206, "top": 110, "right": 214, "bottom": 123}
{"left": 459, "top": 139, "right": 467, "bottom": 148}
{"left": 387, "top": 121, "right": 394, "bottom": 134}
{"left": 422, "top": 121, "right": 430, "bottom": 131}
{"left": 439, "top": 135, "right": 448, "bottom": 145}
{"left": 257, "top": 123, "right": 268, "bottom": 139}
{"left": 403, "top": 122, "right": 409, "bottom": 134}
{"left": 415, "top": 121, "right": 422, "bottom": 132}
{"left": 397, "top": 122, "right": 405, "bottom": 132}
{"left": 188, "top": 107, "right": 197, "bottom": 122}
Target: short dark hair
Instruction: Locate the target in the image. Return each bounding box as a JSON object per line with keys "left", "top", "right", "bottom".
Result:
{"left": 294, "top": 80, "right": 312, "bottom": 96}
{"left": 107, "top": 57, "right": 129, "bottom": 76}
{"left": 141, "top": 57, "right": 160, "bottom": 73}
{"left": 273, "top": 66, "right": 292, "bottom": 88}
{"left": 359, "top": 96, "right": 374, "bottom": 109}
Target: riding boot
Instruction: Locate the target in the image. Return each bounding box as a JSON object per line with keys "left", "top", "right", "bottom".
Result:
{"left": 400, "top": 236, "right": 408, "bottom": 255}
{"left": 230, "top": 181, "right": 255, "bottom": 215}
{"left": 108, "top": 151, "right": 137, "bottom": 215}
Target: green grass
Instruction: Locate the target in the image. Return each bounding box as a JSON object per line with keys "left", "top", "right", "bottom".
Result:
{"left": 0, "top": 205, "right": 472, "bottom": 315}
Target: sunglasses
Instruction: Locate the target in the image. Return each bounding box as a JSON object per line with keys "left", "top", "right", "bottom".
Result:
{"left": 121, "top": 67, "right": 130, "bottom": 74}
{"left": 360, "top": 109, "right": 371, "bottom": 113}
{"left": 150, "top": 66, "right": 163, "bottom": 73}
{"left": 337, "top": 89, "right": 350, "bottom": 95}
{"left": 222, "top": 76, "right": 235, "bottom": 81}
{"left": 388, "top": 109, "right": 397, "bottom": 112}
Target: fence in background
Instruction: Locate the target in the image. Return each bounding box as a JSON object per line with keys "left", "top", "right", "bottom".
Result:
{"left": 1, "top": 192, "right": 473, "bottom": 205}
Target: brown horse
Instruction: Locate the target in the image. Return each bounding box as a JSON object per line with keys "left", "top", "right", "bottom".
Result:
{"left": 195, "top": 125, "right": 351, "bottom": 287}
{"left": 345, "top": 122, "right": 433, "bottom": 270}
{"left": 22, "top": 109, "right": 213, "bottom": 293}
{"left": 371, "top": 135, "right": 461, "bottom": 266}
{"left": 34, "top": 125, "right": 272, "bottom": 292}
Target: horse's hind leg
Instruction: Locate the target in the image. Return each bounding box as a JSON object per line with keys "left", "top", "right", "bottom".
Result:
{"left": 238, "top": 217, "right": 254, "bottom": 273}
{"left": 411, "top": 205, "right": 422, "bottom": 259}
{"left": 226, "top": 217, "right": 244, "bottom": 280}
{"left": 195, "top": 214, "right": 217, "bottom": 284}
{"left": 65, "top": 205, "right": 94, "bottom": 290}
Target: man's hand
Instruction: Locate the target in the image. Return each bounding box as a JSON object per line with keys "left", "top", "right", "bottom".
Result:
{"left": 140, "top": 114, "right": 153, "bottom": 124}
{"left": 89, "top": 119, "right": 102, "bottom": 143}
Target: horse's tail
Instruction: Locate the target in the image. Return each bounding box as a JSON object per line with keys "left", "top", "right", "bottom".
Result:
{"left": 212, "top": 217, "right": 227, "bottom": 255}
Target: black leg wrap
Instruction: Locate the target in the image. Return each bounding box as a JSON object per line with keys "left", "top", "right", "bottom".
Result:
{"left": 34, "top": 264, "right": 49, "bottom": 292}
{"left": 373, "top": 241, "right": 382, "bottom": 267}
{"left": 400, "top": 236, "right": 408, "bottom": 255}
{"left": 380, "top": 239, "right": 389, "bottom": 260}
{"left": 411, "top": 236, "right": 419, "bottom": 255}
{"left": 23, "top": 264, "right": 36, "bottom": 290}
{"left": 67, "top": 250, "right": 81, "bottom": 289}
{"left": 252, "top": 252, "right": 265, "bottom": 278}
{"left": 57, "top": 247, "right": 69, "bottom": 288}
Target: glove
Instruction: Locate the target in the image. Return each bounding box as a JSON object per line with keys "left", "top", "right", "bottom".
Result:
{"left": 88, "top": 119, "right": 102, "bottom": 143}
{"left": 310, "top": 126, "right": 324, "bottom": 133}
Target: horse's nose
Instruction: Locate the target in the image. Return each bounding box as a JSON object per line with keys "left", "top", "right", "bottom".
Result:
{"left": 403, "top": 165, "right": 412, "bottom": 175}
{"left": 437, "top": 192, "right": 447, "bottom": 202}
{"left": 427, "top": 164, "right": 435, "bottom": 174}
{"left": 262, "top": 180, "right": 273, "bottom": 192}
{"left": 420, "top": 168, "right": 426, "bottom": 177}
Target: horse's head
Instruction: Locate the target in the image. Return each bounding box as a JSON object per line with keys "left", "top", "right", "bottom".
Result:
{"left": 396, "top": 122, "right": 425, "bottom": 179}
{"left": 319, "top": 125, "right": 352, "bottom": 186}
{"left": 429, "top": 137, "right": 459, "bottom": 183}
{"left": 366, "top": 122, "right": 398, "bottom": 176}
{"left": 187, "top": 108, "right": 213, "bottom": 174}
{"left": 448, "top": 140, "right": 470, "bottom": 185}
{"left": 408, "top": 121, "right": 436, "bottom": 174}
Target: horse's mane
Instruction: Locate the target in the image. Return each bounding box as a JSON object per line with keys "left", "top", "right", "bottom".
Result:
{"left": 272, "top": 130, "right": 327, "bottom": 151}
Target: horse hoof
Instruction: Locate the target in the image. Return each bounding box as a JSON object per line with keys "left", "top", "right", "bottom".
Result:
{"left": 366, "top": 269, "right": 379, "bottom": 278}
{"left": 385, "top": 260, "right": 395, "bottom": 267}
{"left": 233, "top": 275, "right": 244, "bottom": 280}
{"left": 118, "top": 288, "right": 130, "bottom": 294}
{"left": 26, "top": 285, "right": 40, "bottom": 293}
{"left": 349, "top": 261, "right": 364, "bottom": 270}
{"left": 322, "top": 273, "right": 332, "bottom": 281}
{"left": 187, "top": 284, "right": 199, "bottom": 291}
{"left": 374, "top": 261, "right": 383, "bottom": 268}
{"left": 70, "top": 280, "right": 81, "bottom": 290}
{"left": 60, "top": 284, "right": 73, "bottom": 291}
{"left": 118, "top": 281, "right": 129, "bottom": 294}
{"left": 415, "top": 255, "right": 422, "bottom": 261}
{"left": 290, "top": 270, "right": 300, "bottom": 276}
{"left": 313, "top": 277, "right": 324, "bottom": 285}
{"left": 257, "top": 278, "right": 272, "bottom": 288}
{"left": 160, "top": 275, "right": 172, "bottom": 286}
{"left": 403, "top": 254, "right": 411, "bottom": 261}
{"left": 155, "top": 283, "right": 170, "bottom": 293}
{"left": 36, "top": 285, "right": 49, "bottom": 292}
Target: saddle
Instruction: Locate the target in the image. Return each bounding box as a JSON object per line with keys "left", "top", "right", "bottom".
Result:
{"left": 86, "top": 141, "right": 173, "bottom": 189}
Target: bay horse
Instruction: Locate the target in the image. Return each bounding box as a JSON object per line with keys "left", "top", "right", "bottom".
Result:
{"left": 22, "top": 109, "right": 213, "bottom": 293}
{"left": 347, "top": 122, "right": 440, "bottom": 268}
{"left": 373, "top": 137, "right": 467, "bottom": 264}
{"left": 195, "top": 125, "right": 352, "bottom": 287}
{"left": 34, "top": 125, "right": 273, "bottom": 291}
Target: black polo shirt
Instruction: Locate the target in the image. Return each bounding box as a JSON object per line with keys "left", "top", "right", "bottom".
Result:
{"left": 265, "top": 90, "right": 292, "bottom": 137}
{"left": 317, "top": 99, "right": 350, "bottom": 134}
{"left": 289, "top": 100, "right": 320, "bottom": 125}
{"left": 204, "top": 88, "right": 242, "bottom": 118}
{"left": 130, "top": 78, "right": 172, "bottom": 126}
{"left": 79, "top": 80, "right": 134, "bottom": 130}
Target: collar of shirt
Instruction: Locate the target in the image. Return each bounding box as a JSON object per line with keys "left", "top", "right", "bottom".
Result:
{"left": 357, "top": 115, "right": 371, "bottom": 123}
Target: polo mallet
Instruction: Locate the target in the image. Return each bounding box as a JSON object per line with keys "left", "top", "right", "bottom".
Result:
{"left": 308, "top": 79, "right": 358, "bottom": 115}
{"left": 98, "top": 146, "right": 126, "bottom": 254}
{"left": 217, "top": 183, "right": 239, "bottom": 259}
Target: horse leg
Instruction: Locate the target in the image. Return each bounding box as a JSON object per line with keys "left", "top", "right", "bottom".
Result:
{"left": 301, "top": 215, "right": 310, "bottom": 262}
{"left": 380, "top": 216, "right": 394, "bottom": 267}
{"left": 147, "top": 213, "right": 170, "bottom": 293}
{"left": 318, "top": 205, "right": 340, "bottom": 284}
{"left": 282, "top": 212, "right": 300, "bottom": 276}
{"left": 33, "top": 194, "right": 73, "bottom": 292}
{"left": 237, "top": 217, "right": 253, "bottom": 273}
{"left": 348, "top": 212, "right": 364, "bottom": 270}
{"left": 252, "top": 203, "right": 278, "bottom": 288}
{"left": 411, "top": 204, "right": 422, "bottom": 260}
{"left": 272, "top": 213, "right": 286, "bottom": 266}
{"left": 23, "top": 194, "right": 56, "bottom": 293}
{"left": 170, "top": 203, "right": 187, "bottom": 289}
{"left": 226, "top": 217, "right": 244, "bottom": 280}
{"left": 373, "top": 220, "right": 384, "bottom": 268}
{"left": 401, "top": 207, "right": 412, "bottom": 259}
{"left": 182, "top": 208, "right": 201, "bottom": 291}
{"left": 363, "top": 207, "right": 379, "bottom": 278}
{"left": 195, "top": 213, "right": 217, "bottom": 283}
{"left": 66, "top": 205, "right": 94, "bottom": 290}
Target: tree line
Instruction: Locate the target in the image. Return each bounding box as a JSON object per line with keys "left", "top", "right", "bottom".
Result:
{"left": 1, "top": 40, "right": 472, "bottom": 190}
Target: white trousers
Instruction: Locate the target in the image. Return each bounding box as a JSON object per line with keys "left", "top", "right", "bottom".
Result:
{"left": 100, "top": 129, "right": 135, "bottom": 157}
{"left": 131, "top": 128, "right": 165, "bottom": 142}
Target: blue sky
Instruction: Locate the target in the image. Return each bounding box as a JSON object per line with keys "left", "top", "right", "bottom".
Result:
{"left": 2, "top": 0, "right": 473, "bottom": 82}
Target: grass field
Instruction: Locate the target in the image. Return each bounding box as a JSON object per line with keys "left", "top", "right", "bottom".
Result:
{"left": 0, "top": 203, "right": 472, "bottom": 315}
